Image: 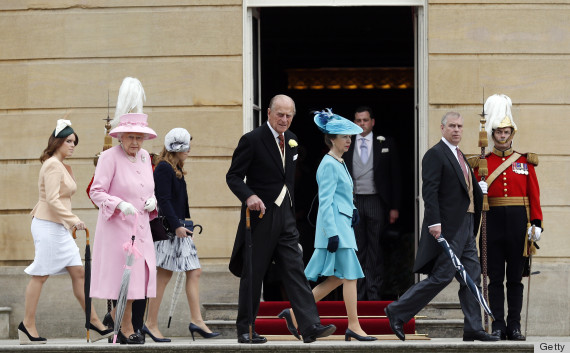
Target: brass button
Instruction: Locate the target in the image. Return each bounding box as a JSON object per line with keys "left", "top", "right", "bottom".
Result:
{"left": 504, "top": 194, "right": 508, "bottom": 197}
{"left": 504, "top": 189, "right": 508, "bottom": 192}
{"left": 503, "top": 177, "right": 507, "bottom": 180}
{"left": 502, "top": 158, "right": 506, "bottom": 161}
{"left": 503, "top": 172, "right": 507, "bottom": 175}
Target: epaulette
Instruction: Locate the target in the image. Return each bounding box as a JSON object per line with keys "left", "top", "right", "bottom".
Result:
{"left": 526, "top": 152, "right": 539, "bottom": 166}
{"left": 466, "top": 155, "right": 480, "bottom": 169}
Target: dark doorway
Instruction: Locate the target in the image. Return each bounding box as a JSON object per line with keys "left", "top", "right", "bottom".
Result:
{"left": 259, "top": 6, "right": 415, "bottom": 301}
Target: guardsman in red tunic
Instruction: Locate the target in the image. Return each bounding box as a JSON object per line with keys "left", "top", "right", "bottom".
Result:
{"left": 471, "top": 94, "right": 543, "bottom": 341}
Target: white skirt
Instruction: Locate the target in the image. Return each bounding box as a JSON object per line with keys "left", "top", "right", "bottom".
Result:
{"left": 25, "top": 218, "right": 82, "bottom": 276}
{"left": 154, "top": 236, "right": 200, "bottom": 272}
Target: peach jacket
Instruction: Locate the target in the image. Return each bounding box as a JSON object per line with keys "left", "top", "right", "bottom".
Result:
{"left": 31, "top": 156, "right": 80, "bottom": 228}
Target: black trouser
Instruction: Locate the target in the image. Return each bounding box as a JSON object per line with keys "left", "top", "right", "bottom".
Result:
{"left": 388, "top": 214, "right": 483, "bottom": 333}
{"left": 486, "top": 206, "right": 526, "bottom": 332}
{"left": 354, "top": 194, "right": 386, "bottom": 300}
{"left": 112, "top": 298, "right": 146, "bottom": 332}
{"left": 236, "top": 194, "right": 320, "bottom": 336}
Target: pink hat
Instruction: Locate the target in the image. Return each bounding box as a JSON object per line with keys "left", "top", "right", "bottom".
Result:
{"left": 109, "top": 113, "right": 157, "bottom": 140}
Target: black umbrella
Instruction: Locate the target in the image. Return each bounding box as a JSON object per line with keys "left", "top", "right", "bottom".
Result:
{"left": 74, "top": 227, "right": 92, "bottom": 342}
{"left": 437, "top": 235, "right": 495, "bottom": 320}
{"left": 113, "top": 213, "right": 141, "bottom": 344}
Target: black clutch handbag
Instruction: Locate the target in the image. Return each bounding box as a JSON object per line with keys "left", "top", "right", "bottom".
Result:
{"left": 150, "top": 217, "right": 203, "bottom": 242}
{"left": 150, "top": 216, "right": 174, "bottom": 242}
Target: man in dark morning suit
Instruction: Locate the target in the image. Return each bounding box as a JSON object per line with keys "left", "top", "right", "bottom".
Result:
{"left": 384, "top": 112, "right": 499, "bottom": 342}
{"left": 344, "top": 106, "right": 402, "bottom": 300}
{"left": 226, "top": 95, "right": 336, "bottom": 344}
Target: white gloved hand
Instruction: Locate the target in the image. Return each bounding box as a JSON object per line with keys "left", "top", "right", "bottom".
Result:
{"left": 478, "top": 181, "right": 488, "bottom": 194}
{"left": 117, "top": 201, "right": 137, "bottom": 216}
{"left": 144, "top": 197, "right": 157, "bottom": 212}
{"left": 528, "top": 226, "right": 542, "bottom": 242}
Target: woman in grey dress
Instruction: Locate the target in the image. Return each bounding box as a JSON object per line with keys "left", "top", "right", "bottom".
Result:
{"left": 142, "top": 128, "right": 219, "bottom": 342}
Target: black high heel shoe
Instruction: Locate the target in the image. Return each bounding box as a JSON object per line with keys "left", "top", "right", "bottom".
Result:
{"left": 141, "top": 325, "right": 171, "bottom": 343}
{"left": 277, "top": 309, "right": 300, "bottom": 340}
{"left": 88, "top": 323, "right": 113, "bottom": 342}
{"left": 344, "top": 328, "right": 377, "bottom": 341}
{"left": 18, "top": 322, "right": 47, "bottom": 345}
{"left": 189, "top": 323, "right": 220, "bottom": 341}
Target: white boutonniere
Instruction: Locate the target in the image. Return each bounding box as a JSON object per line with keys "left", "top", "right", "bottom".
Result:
{"left": 288, "top": 139, "right": 298, "bottom": 148}
{"left": 377, "top": 136, "right": 386, "bottom": 142}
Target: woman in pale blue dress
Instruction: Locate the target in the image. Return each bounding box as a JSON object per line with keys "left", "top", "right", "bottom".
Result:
{"left": 279, "top": 109, "right": 376, "bottom": 342}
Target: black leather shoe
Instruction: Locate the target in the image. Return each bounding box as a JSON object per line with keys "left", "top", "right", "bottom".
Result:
{"left": 116, "top": 330, "right": 145, "bottom": 344}
{"left": 463, "top": 330, "right": 501, "bottom": 341}
{"left": 278, "top": 309, "right": 300, "bottom": 340}
{"left": 491, "top": 329, "right": 506, "bottom": 340}
{"left": 345, "top": 328, "right": 377, "bottom": 341}
{"left": 237, "top": 332, "right": 267, "bottom": 344}
{"left": 507, "top": 328, "right": 526, "bottom": 341}
{"left": 385, "top": 306, "right": 405, "bottom": 341}
{"left": 302, "top": 323, "right": 336, "bottom": 343}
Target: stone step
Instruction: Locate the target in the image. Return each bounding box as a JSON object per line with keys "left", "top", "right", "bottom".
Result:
{"left": 0, "top": 307, "right": 10, "bottom": 339}
{"left": 203, "top": 302, "right": 467, "bottom": 339}
{"left": 203, "top": 303, "right": 238, "bottom": 321}
{"left": 0, "top": 337, "right": 536, "bottom": 352}
{"left": 203, "top": 302, "right": 464, "bottom": 321}
{"left": 201, "top": 320, "right": 236, "bottom": 338}
{"left": 415, "top": 319, "right": 463, "bottom": 338}
{"left": 419, "top": 302, "right": 463, "bottom": 320}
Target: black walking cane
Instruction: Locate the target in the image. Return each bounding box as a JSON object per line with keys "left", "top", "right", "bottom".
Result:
{"left": 245, "top": 207, "right": 263, "bottom": 343}
{"left": 245, "top": 208, "right": 253, "bottom": 343}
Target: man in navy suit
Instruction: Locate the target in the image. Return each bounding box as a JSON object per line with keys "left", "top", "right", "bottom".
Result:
{"left": 384, "top": 112, "right": 499, "bottom": 341}
{"left": 344, "top": 106, "right": 402, "bottom": 300}
{"left": 226, "top": 94, "right": 335, "bottom": 344}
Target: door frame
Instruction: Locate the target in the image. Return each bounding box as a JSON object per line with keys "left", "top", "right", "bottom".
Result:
{"left": 242, "top": 0, "right": 429, "bottom": 275}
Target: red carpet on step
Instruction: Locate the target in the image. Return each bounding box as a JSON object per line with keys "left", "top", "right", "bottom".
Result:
{"left": 255, "top": 301, "right": 415, "bottom": 335}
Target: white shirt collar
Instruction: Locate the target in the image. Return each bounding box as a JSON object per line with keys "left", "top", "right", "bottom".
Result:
{"left": 441, "top": 137, "right": 459, "bottom": 152}
{"left": 441, "top": 137, "right": 462, "bottom": 162}
{"left": 267, "top": 123, "right": 280, "bottom": 139}
{"left": 358, "top": 132, "right": 373, "bottom": 143}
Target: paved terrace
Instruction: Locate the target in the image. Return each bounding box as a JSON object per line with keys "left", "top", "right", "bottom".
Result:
{"left": 1, "top": 336, "right": 569, "bottom": 353}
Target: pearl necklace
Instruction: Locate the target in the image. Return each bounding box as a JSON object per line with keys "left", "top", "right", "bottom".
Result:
{"left": 121, "top": 144, "right": 137, "bottom": 163}
{"left": 327, "top": 151, "right": 344, "bottom": 163}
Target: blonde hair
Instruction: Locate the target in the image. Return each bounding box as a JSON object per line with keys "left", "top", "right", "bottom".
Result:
{"left": 155, "top": 147, "right": 186, "bottom": 179}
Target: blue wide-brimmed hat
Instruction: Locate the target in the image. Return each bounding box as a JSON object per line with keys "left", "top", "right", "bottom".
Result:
{"left": 313, "top": 108, "right": 363, "bottom": 135}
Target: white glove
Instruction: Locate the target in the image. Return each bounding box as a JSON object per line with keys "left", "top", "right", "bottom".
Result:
{"left": 117, "top": 201, "right": 137, "bottom": 216}
{"left": 478, "top": 181, "right": 488, "bottom": 194}
{"left": 528, "top": 226, "right": 542, "bottom": 242}
{"left": 144, "top": 197, "right": 157, "bottom": 212}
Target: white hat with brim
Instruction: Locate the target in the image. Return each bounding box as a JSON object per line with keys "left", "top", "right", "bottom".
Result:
{"left": 109, "top": 113, "right": 157, "bottom": 140}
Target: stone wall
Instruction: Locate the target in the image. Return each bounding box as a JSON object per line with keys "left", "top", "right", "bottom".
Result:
{"left": 427, "top": 0, "right": 570, "bottom": 257}
{"left": 0, "top": 1, "right": 244, "bottom": 263}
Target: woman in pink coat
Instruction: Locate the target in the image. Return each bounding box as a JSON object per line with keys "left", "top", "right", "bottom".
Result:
{"left": 89, "top": 113, "right": 158, "bottom": 344}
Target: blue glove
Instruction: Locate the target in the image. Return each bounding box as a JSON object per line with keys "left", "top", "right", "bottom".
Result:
{"left": 352, "top": 208, "right": 360, "bottom": 227}
{"left": 327, "top": 235, "right": 339, "bottom": 253}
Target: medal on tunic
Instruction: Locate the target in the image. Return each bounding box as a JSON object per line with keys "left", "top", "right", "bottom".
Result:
{"left": 512, "top": 162, "right": 528, "bottom": 175}
{"left": 141, "top": 155, "right": 147, "bottom": 163}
